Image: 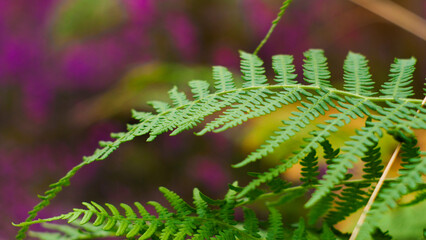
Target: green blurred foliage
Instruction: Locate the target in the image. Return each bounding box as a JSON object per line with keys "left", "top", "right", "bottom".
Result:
{"left": 51, "top": 0, "right": 126, "bottom": 46}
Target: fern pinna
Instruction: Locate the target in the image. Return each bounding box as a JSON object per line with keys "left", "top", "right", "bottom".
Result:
{"left": 15, "top": 47, "right": 425, "bottom": 239}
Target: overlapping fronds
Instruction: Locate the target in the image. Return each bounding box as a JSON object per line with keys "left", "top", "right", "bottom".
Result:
{"left": 17, "top": 48, "right": 425, "bottom": 240}
{"left": 306, "top": 99, "right": 423, "bottom": 208}
{"left": 325, "top": 183, "right": 369, "bottom": 225}
{"left": 357, "top": 138, "right": 426, "bottom": 239}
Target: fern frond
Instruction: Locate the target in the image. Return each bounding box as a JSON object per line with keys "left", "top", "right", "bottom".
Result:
{"left": 193, "top": 188, "right": 212, "bottom": 218}
{"left": 243, "top": 207, "right": 261, "bottom": 238}
{"left": 307, "top": 193, "right": 336, "bottom": 226}
{"left": 266, "top": 207, "right": 285, "bottom": 240}
{"left": 240, "top": 51, "right": 268, "bottom": 87}
{"left": 371, "top": 228, "right": 393, "bottom": 240}
{"left": 318, "top": 120, "right": 383, "bottom": 225}
{"left": 172, "top": 91, "right": 242, "bottom": 136}
{"left": 199, "top": 88, "right": 298, "bottom": 134}
{"left": 380, "top": 57, "right": 416, "bottom": 99}
{"left": 306, "top": 100, "right": 414, "bottom": 208}
{"left": 17, "top": 187, "right": 266, "bottom": 240}
{"left": 213, "top": 66, "right": 236, "bottom": 92}
{"left": 29, "top": 222, "right": 113, "bottom": 240}
{"left": 306, "top": 140, "right": 341, "bottom": 225}
{"left": 300, "top": 149, "right": 319, "bottom": 187}
{"left": 219, "top": 184, "right": 238, "bottom": 225}
{"left": 399, "top": 188, "right": 426, "bottom": 207}
{"left": 325, "top": 183, "right": 369, "bottom": 225}
{"left": 266, "top": 176, "right": 292, "bottom": 193}
{"left": 303, "top": 49, "right": 332, "bottom": 88}
{"left": 148, "top": 101, "right": 171, "bottom": 113}
{"left": 361, "top": 131, "right": 383, "bottom": 180}
{"left": 159, "top": 187, "right": 194, "bottom": 217}
{"left": 18, "top": 48, "right": 425, "bottom": 239}
{"left": 358, "top": 138, "right": 426, "bottom": 239}
{"left": 320, "top": 224, "right": 337, "bottom": 240}
{"left": 272, "top": 54, "right": 298, "bottom": 85}
{"left": 343, "top": 52, "right": 375, "bottom": 97}
{"left": 234, "top": 90, "right": 334, "bottom": 168}
{"left": 320, "top": 139, "right": 340, "bottom": 165}
{"left": 168, "top": 86, "right": 191, "bottom": 107}
{"left": 189, "top": 80, "right": 211, "bottom": 99}
{"left": 292, "top": 218, "right": 307, "bottom": 240}
{"left": 240, "top": 97, "right": 368, "bottom": 197}
{"left": 269, "top": 188, "right": 307, "bottom": 207}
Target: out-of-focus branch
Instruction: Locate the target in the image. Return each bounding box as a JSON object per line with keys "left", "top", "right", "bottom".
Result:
{"left": 351, "top": 0, "right": 426, "bottom": 41}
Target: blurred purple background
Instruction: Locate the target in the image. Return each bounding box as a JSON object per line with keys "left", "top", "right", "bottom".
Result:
{"left": 1, "top": 0, "right": 425, "bottom": 238}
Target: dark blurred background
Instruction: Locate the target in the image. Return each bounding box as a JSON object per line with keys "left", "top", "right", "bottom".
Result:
{"left": 1, "top": 0, "right": 425, "bottom": 239}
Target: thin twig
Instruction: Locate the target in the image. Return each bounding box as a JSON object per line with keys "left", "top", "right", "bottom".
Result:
{"left": 350, "top": 96, "right": 426, "bottom": 240}
{"left": 349, "top": 144, "right": 401, "bottom": 240}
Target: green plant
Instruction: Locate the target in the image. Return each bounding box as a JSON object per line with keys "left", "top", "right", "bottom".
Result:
{"left": 14, "top": 0, "right": 425, "bottom": 239}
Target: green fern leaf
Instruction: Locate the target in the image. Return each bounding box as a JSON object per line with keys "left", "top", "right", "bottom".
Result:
{"left": 399, "top": 188, "right": 426, "bottom": 207}
{"left": 148, "top": 100, "right": 171, "bottom": 113}
{"left": 320, "top": 139, "right": 340, "bottom": 165}
{"left": 243, "top": 207, "right": 261, "bottom": 238}
{"left": 219, "top": 185, "right": 238, "bottom": 225}
{"left": 173, "top": 91, "right": 241, "bottom": 136}
{"left": 234, "top": 90, "right": 333, "bottom": 168}
{"left": 371, "top": 228, "right": 393, "bottom": 240}
{"left": 269, "top": 188, "right": 307, "bottom": 207}
{"left": 213, "top": 66, "right": 236, "bottom": 92}
{"left": 303, "top": 49, "right": 332, "bottom": 88}
{"left": 168, "top": 86, "right": 190, "bottom": 107}
{"left": 320, "top": 224, "right": 337, "bottom": 240}
{"left": 272, "top": 54, "right": 298, "bottom": 85}
{"left": 240, "top": 51, "right": 268, "bottom": 87}
{"left": 205, "top": 88, "right": 305, "bottom": 134}
{"left": 343, "top": 52, "right": 375, "bottom": 96}
{"left": 359, "top": 140, "right": 426, "bottom": 239}
{"left": 159, "top": 187, "right": 194, "bottom": 217}
{"left": 308, "top": 192, "right": 336, "bottom": 225}
{"left": 200, "top": 89, "right": 284, "bottom": 134}
{"left": 18, "top": 47, "right": 426, "bottom": 240}
{"left": 292, "top": 218, "right": 307, "bottom": 240}
{"left": 300, "top": 148, "right": 319, "bottom": 187}
{"left": 325, "top": 183, "right": 369, "bottom": 225}
{"left": 29, "top": 222, "right": 113, "bottom": 240}
{"left": 266, "top": 207, "right": 285, "bottom": 240}
{"left": 306, "top": 100, "right": 415, "bottom": 208}
{"left": 240, "top": 97, "right": 367, "bottom": 197}
{"left": 193, "top": 188, "right": 212, "bottom": 218}
{"left": 361, "top": 128, "right": 383, "bottom": 180}
{"left": 380, "top": 57, "right": 416, "bottom": 99}
{"left": 266, "top": 176, "right": 291, "bottom": 193}
{"left": 189, "top": 80, "right": 210, "bottom": 99}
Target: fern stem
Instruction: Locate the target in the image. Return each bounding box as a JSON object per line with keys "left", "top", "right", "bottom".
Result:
{"left": 253, "top": 0, "right": 293, "bottom": 55}
{"left": 204, "top": 85, "right": 423, "bottom": 105}
{"left": 157, "top": 85, "right": 422, "bottom": 119}
{"left": 349, "top": 96, "right": 426, "bottom": 240}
